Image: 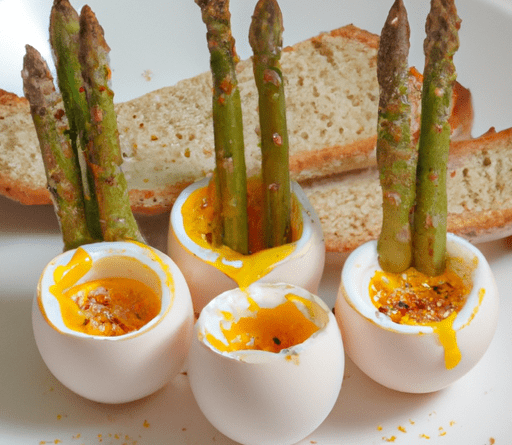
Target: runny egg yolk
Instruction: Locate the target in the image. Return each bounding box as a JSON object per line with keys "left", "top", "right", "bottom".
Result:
{"left": 180, "top": 177, "right": 303, "bottom": 289}
{"left": 61, "top": 278, "right": 161, "bottom": 336}
{"left": 49, "top": 246, "right": 162, "bottom": 337}
{"left": 369, "top": 257, "right": 476, "bottom": 370}
{"left": 206, "top": 294, "right": 320, "bottom": 353}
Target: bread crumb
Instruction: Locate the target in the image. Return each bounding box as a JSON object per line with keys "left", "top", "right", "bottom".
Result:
{"left": 143, "top": 419, "right": 150, "bottom": 428}
{"left": 398, "top": 426, "right": 406, "bottom": 433}
{"left": 142, "top": 70, "right": 153, "bottom": 81}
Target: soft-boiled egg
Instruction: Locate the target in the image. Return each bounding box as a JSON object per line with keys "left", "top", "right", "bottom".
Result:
{"left": 335, "top": 233, "right": 499, "bottom": 393}
{"left": 168, "top": 177, "right": 325, "bottom": 314}
{"left": 188, "top": 282, "right": 344, "bottom": 445}
{"left": 32, "top": 241, "right": 194, "bottom": 403}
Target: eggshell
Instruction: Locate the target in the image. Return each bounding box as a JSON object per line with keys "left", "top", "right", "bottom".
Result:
{"left": 335, "top": 233, "right": 499, "bottom": 393}
{"left": 188, "top": 282, "right": 344, "bottom": 445}
{"left": 32, "top": 241, "right": 194, "bottom": 404}
{"left": 168, "top": 178, "right": 325, "bottom": 314}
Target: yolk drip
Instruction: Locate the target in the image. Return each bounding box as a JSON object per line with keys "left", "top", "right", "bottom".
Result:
{"left": 48, "top": 244, "right": 164, "bottom": 337}
{"left": 50, "top": 247, "right": 93, "bottom": 297}
{"left": 369, "top": 259, "right": 474, "bottom": 369}
{"left": 206, "top": 294, "right": 320, "bottom": 353}
{"left": 181, "top": 177, "right": 303, "bottom": 289}
{"left": 429, "top": 311, "right": 461, "bottom": 370}
{"left": 61, "top": 277, "right": 161, "bottom": 336}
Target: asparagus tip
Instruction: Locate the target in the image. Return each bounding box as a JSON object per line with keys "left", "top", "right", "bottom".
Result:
{"left": 79, "top": 5, "right": 110, "bottom": 53}
{"left": 249, "top": 0, "right": 283, "bottom": 56}
{"left": 22, "top": 45, "right": 54, "bottom": 108}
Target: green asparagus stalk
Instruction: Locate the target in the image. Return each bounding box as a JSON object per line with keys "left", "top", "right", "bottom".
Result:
{"left": 22, "top": 45, "right": 94, "bottom": 251}
{"left": 195, "top": 0, "right": 249, "bottom": 255}
{"left": 376, "top": 0, "right": 416, "bottom": 273}
{"left": 413, "top": 0, "right": 460, "bottom": 276}
{"left": 249, "top": 0, "right": 291, "bottom": 249}
{"left": 78, "top": 5, "right": 144, "bottom": 243}
{"left": 49, "top": 0, "right": 102, "bottom": 240}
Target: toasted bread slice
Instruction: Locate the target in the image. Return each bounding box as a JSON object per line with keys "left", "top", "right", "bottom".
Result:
{"left": 304, "top": 127, "right": 512, "bottom": 252}
{"left": 0, "top": 25, "right": 472, "bottom": 214}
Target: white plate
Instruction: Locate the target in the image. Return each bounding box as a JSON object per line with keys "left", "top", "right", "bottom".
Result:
{"left": 1, "top": 0, "right": 511, "bottom": 444}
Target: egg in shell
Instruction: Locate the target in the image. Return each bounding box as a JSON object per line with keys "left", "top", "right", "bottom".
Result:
{"left": 335, "top": 233, "right": 499, "bottom": 393}
{"left": 168, "top": 177, "right": 325, "bottom": 314}
{"left": 188, "top": 282, "right": 344, "bottom": 445}
{"left": 32, "top": 241, "right": 194, "bottom": 404}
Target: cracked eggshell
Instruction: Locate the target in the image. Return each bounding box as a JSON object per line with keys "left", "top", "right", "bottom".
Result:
{"left": 188, "top": 282, "right": 344, "bottom": 445}
{"left": 32, "top": 241, "right": 194, "bottom": 404}
{"left": 335, "top": 233, "right": 499, "bottom": 393}
{"left": 168, "top": 177, "right": 325, "bottom": 314}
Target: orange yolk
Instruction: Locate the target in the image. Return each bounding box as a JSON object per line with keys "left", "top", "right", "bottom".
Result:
{"left": 48, "top": 244, "right": 164, "bottom": 337}
{"left": 181, "top": 176, "right": 303, "bottom": 289}
{"left": 206, "top": 294, "right": 320, "bottom": 353}
{"left": 369, "top": 265, "right": 471, "bottom": 325}
{"left": 61, "top": 277, "right": 161, "bottom": 336}
{"left": 369, "top": 258, "right": 475, "bottom": 370}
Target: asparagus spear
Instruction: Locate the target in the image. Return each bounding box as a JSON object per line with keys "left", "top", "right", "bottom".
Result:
{"left": 195, "top": 0, "right": 249, "bottom": 255}
{"left": 22, "top": 45, "right": 94, "bottom": 251}
{"left": 78, "top": 5, "right": 144, "bottom": 243}
{"left": 376, "top": 0, "right": 416, "bottom": 273}
{"left": 413, "top": 0, "right": 460, "bottom": 276}
{"left": 49, "top": 0, "right": 102, "bottom": 240}
{"left": 249, "top": 0, "right": 291, "bottom": 249}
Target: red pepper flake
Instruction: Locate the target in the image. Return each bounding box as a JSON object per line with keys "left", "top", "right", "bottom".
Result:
{"left": 219, "top": 78, "right": 234, "bottom": 95}
{"left": 91, "top": 106, "right": 103, "bottom": 123}
{"left": 54, "top": 109, "right": 65, "bottom": 120}
{"left": 272, "top": 133, "right": 283, "bottom": 146}
{"left": 263, "top": 68, "right": 280, "bottom": 87}
{"left": 428, "top": 171, "right": 438, "bottom": 182}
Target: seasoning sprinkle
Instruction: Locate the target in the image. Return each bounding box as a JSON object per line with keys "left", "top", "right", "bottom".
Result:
{"left": 370, "top": 260, "right": 472, "bottom": 324}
